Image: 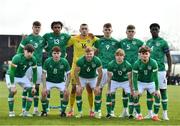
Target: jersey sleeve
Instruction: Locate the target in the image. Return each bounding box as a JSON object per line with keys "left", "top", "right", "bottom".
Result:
{"left": 17, "top": 38, "right": 28, "bottom": 53}
{"left": 76, "top": 58, "right": 82, "bottom": 67}
{"left": 67, "top": 37, "right": 75, "bottom": 47}
{"left": 163, "top": 40, "right": 170, "bottom": 53}
{"left": 126, "top": 61, "right": 132, "bottom": 72}
{"left": 9, "top": 55, "right": 20, "bottom": 84}
{"left": 43, "top": 33, "right": 48, "bottom": 49}
{"left": 107, "top": 62, "right": 113, "bottom": 72}
{"left": 32, "top": 57, "right": 37, "bottom": 84}
{"left": 96, "top": 57, "right": 102, "bottom": 68}
{"left": 43, "top": 58, "right": 49, "bottom": 72}
{"left": 64, "top": 59, "right": 71, "bottom": 72}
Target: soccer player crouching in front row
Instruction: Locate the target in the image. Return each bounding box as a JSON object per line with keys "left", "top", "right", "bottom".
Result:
{"left": 6, "top": 44, "right": 37, "bottom": 117}
{"left": 41, "top": 46, "right": 70, "bottom": 117}
{"left": 106, "top": 48, "right": 134, "bottom": 119}
{"left": 74, "top": 47, "right": 102, "bottom": 118}
{"left": 133, "top": 46, "right": 161, "bottom": 121}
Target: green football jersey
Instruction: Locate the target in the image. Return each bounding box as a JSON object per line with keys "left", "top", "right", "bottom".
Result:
{"left": 146, "top": 37, "right": 170, "bottom": 71}
{"left": 76, "top": 56, "right": 102, "bottom": 78}
{"left": 108, "top": 60, "right": 132, "bottom": 82}
{"left": 43, "top": 32, "right": 71, "bottom": 58}
{"left": 117, "top": 38, "right": 144, "bottom": 65}
{"left": 8, "top": 53, "right": 37, "bottom": 84}
{"left": 133, "top": 58, "right": 158, "bottom": 83}
{"left": 43, "top": 57, "right": 70, "bottom": 83}
{"left": 94, "top": 37, "right": 118, "bottom": 68}
{"left": 17, "top": 34, "right": 45, "bottom": 66}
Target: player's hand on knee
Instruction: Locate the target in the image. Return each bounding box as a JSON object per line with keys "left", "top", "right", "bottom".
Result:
{"left": 154, "top": 90, "right": 160, "bottom": 98}
{"left": 94, "top": 86, "right": 100, "bottom": 95}
{"left": 31, "top": 87, "right": 36, "bottom": 96}
{"left": 133, "top": 91, "right": 139, "bottom": 98}
{"left": 41, "top": 88, "right": 47, "bottom": 97}
{"left": 76, "top": 85, "right": 82, "bottom": 95}
{"left": 10, "top": 86, "right": 17, "bottom": 95}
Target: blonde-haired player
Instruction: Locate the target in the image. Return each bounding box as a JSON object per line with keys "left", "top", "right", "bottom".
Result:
{"left": 67, "top": 24, "right": 98, "bottom": 117}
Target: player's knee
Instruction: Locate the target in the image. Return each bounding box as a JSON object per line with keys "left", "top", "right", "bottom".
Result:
{"left": 71, "top": 85, "right": 76, "bottom": 94}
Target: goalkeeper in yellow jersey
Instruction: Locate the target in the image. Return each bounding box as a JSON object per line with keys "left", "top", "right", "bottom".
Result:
{"left": 67, "top": 24, "right": 98, "bottom": 117}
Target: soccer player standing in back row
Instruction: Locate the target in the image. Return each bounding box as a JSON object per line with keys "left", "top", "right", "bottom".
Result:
{"left": 94, "top": 23, "right": 118, "bottom": 117}
{"left": 17, "top": 21, "right": 45, "bottom": 116}
{"left": 67, "top": 24, "right": 98, "bottom": 117}
{"left": 116, "top": 25, "right": 144, "bottom": 118}
{"left": 145, "top": 23, "right": 172, "bottom": 120}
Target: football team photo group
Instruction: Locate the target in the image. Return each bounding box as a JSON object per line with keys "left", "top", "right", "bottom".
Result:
{"left": 3, "top": 21, "right": 173, "bottom": 123}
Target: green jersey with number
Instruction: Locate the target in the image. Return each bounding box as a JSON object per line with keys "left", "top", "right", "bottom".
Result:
{"left": 43, "top": 33, "right": 71, "bottom": 58}
{"left": 17, "top": 34, "right": 45, "bottom": 66}
{"left": 76, "top": 56, "right": 102, "bottom": 78}
{"left": 146, "top": 37, "right": 170, "bottom": 71}
{"left": 117, "top": 38, "right": 144, "bottom": 65}
{"left": 43, "top": 57, "right": 70, "bottom": 83}
{"left": 133, "top": 58, "right": 158, "bottom": 83}
{"left": 94, "top": 37, "right": 118, "bottom": 68}
{"left": 108, "top": 60, "right": 132, "bottom": 82}
{"left": 7, "top": 53, "right": 37, "bottom": 84}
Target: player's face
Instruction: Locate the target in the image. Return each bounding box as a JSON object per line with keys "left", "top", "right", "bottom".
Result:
{"left": 103, "top": 27, "right": 112, "bottom": 37}
{"left": 52, "top": 24, "right": 62, "bottom": 34}
{"left": 32, "top": 25, "right": 41, "bottom": 35}
{"left": 24, "top": 50, "right": 33, "bottom": 59}
{"left": 126, "top": 29, "right": 135, "bottom": 39}
{"left": 150, "top": 26, "right": 159, "bottom": 38}
{"left": 115, "top": 54, "right": 124, "bottom": 63}
{"left": 140, "top": 52, "right": 150, "bottom": 62}
{"left": 80, "top": 25, "right": 89, "bottom": 36}
{"left": 85, "top": 51, "right": 94, "bottom": 61}
{"left": 52, "top": 51, "right": 61, "bottom": 61}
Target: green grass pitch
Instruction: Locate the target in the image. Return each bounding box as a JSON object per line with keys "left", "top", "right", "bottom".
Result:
{"left": 0, "top": 81, "right": 180, "bottom": 125}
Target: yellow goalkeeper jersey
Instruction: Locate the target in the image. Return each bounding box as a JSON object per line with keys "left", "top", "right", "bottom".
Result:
{"left": 67, "top": 35, "right": 98, "bottom": 65}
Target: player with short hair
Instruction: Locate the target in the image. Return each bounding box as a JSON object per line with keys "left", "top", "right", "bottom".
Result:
{"left": 43, "top": 21, "right": 71, "bottom": 58}
{"left": 145, "top": 23, "right": 172, "bottom": 120}
{"left": 40, "top": 46, "right": 70, "bottom": 117}
{"left": 116, "top": 25, "right": 144, "bottom": 118}
{"left": 17, "top": 21, "right": 45, "bottom": 116}
{"left": 67, "top": 24, "right": 98, "bottom": 117}
{"left": 133, "top": 46, "right": 161, "bottom": 121}
{"left": 6, "top": 44, "right": 37, "bottom": 117}
{"left": 43, "top": 21, "right": 71, "bottom": 112}
{"left": 106, "top": 48, "right": 133, "bottom": 119}
{"left": 74, "top": 47, "right": 102, "bottom": 118}
{"left": 94, "top": 23, "right": 119, "bottom": 117}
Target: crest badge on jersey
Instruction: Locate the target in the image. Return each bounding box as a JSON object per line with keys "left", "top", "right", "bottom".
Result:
{"left": 29, "top": 62, "right": 33, "bottom": 66}
{"left": 148, "top": 65, "right": 152, "bottom": 70}
{"left": 132, "top": 41, "right": 136, "bottom": 45}
{"left": 86, "top": 40, "right": 90, "bottom": 43}
{"left": 60, "top": 65, "right": 64, "bottom": 69}
{"left": 122, "top": 68, "right": 126, "bottom": 72}
{"left": 61, "top": 36, "right": 65, "bottom": 40}
{"left": 156, "top": 42, "right": 160, "bottom": 46}
{"left": 92, "top": 63, "right": 96, "bottom": 68}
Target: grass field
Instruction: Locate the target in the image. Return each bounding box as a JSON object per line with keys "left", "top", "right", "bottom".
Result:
{"left": 0, "top": 81, "right": 180, "bottom": 125}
